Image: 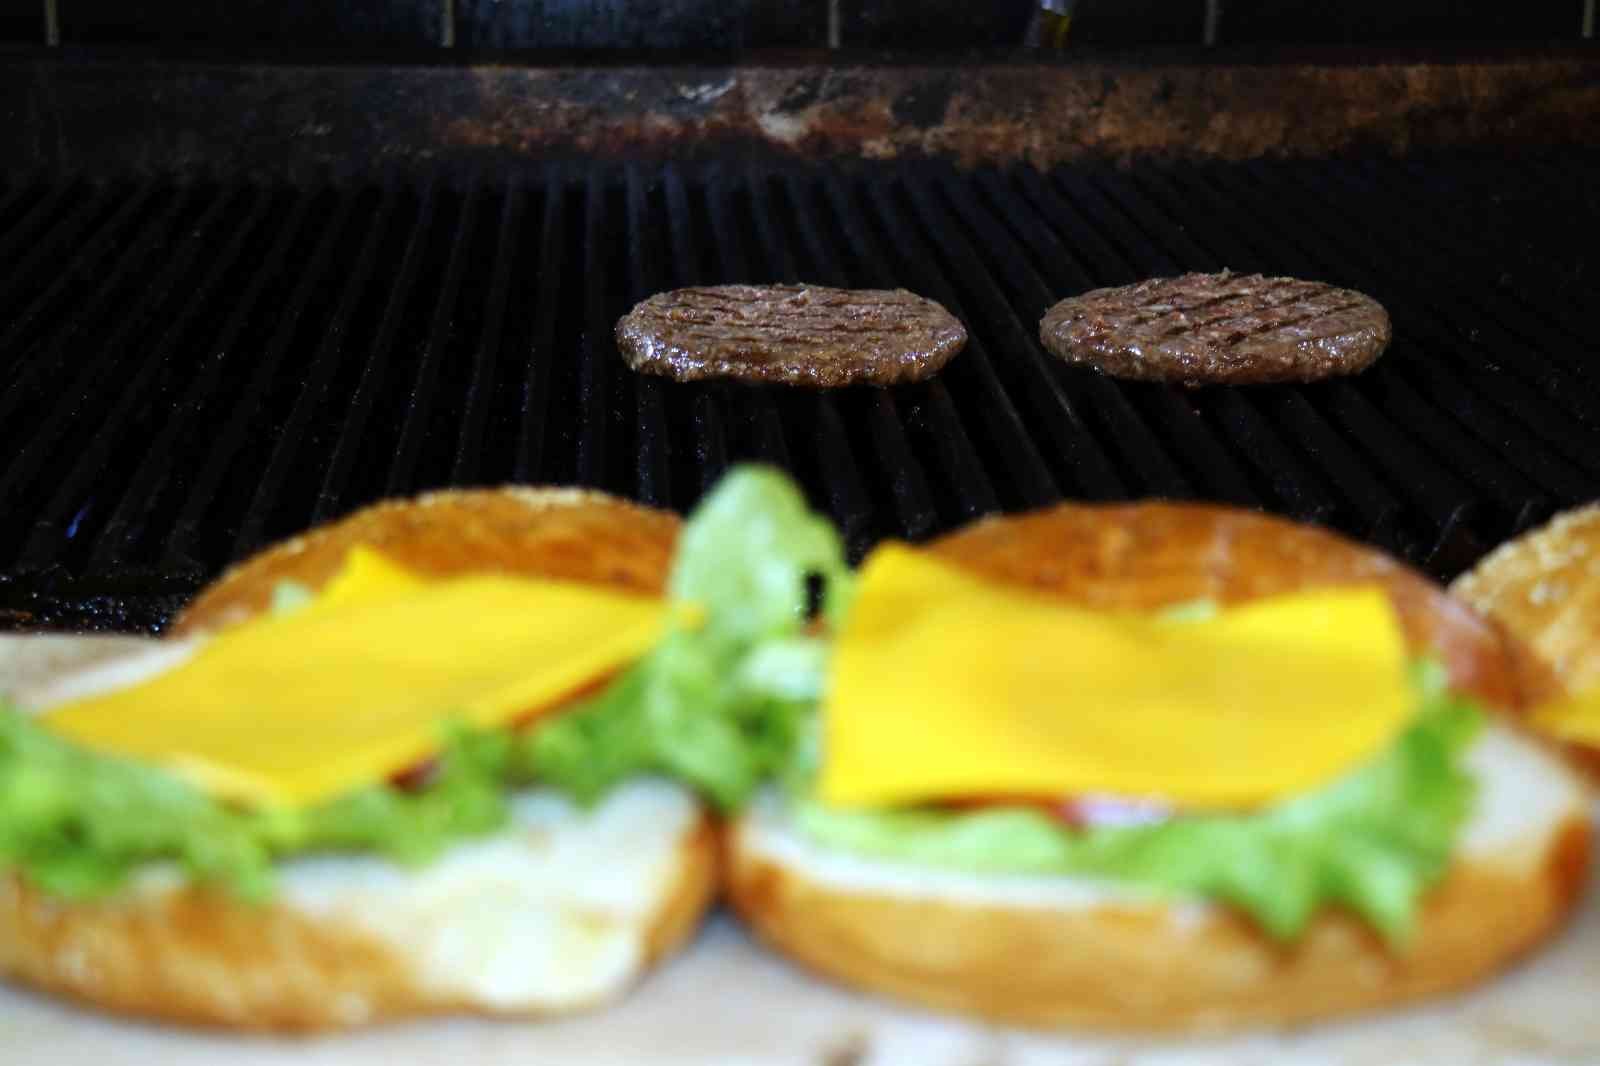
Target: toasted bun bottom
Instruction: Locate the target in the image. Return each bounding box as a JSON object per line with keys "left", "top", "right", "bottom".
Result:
{"left": 727, "top": 727, "right": 1591, "bottom": 1032}
{"left": 3, "top": 486, "right": 714, "bottom": 1031}
{"left": 1, "top": 783, "right": 716, "bottom": 1032}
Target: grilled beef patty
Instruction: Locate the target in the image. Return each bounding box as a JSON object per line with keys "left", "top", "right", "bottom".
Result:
{"left": 616, "top": 284, "right": 967, "bottom": 387}
{"left": 1039, "top": 272, "right": 1391, "bottom": 387}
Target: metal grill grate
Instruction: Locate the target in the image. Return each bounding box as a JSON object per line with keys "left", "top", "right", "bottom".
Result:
{"left": 1, "top": 155, "right": 1598, "bottom": 631}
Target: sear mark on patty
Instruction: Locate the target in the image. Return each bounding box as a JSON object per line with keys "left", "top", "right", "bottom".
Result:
{"left": 1038, "top": 271, "right": 1392, "bottom": 387}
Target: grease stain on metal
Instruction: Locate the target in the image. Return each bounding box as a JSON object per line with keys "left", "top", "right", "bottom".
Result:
{"left": 890, "top": 76, "right": 956, "bottom": 129}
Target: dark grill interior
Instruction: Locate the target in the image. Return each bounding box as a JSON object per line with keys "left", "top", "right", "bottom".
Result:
{"left": 1, "top": 155, "right": 1597, "bottom": 630}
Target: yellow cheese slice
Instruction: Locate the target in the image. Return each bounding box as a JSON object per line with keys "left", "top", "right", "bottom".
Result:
{"left": 1530, "top": 686, "right": 1600, "bottom": 747}
{"left": 819, "top": 543, "right": 1414, "bottom": 811}
{"left": 43, "top": 549, "right": 667, "bottom": 808}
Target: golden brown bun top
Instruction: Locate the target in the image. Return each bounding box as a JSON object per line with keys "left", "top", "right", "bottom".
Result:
{"left": 1451, "top": 503, "right": 1600, "bottom": 705}
{"left": 929, "top": 501, "right": 1522, "bottom": 711}
{"left": 172, "top": 487, "right": 681, "bottom": 638}
{"left": 1451, "top": 505, "right": 1600, "bottom": 779}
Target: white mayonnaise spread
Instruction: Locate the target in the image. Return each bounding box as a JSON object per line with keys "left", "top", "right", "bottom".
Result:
{"left": 277, "top": 779, "right": 699, "bottom": 1012}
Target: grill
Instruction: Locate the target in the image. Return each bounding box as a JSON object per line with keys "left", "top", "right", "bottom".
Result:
{"left": 1, "top": 154, "right": 1598, "bottom": 631}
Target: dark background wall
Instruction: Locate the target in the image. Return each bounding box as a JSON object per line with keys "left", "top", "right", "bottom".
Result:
{"left": 0, "top": 0, "right": 1591, "bottom": 48}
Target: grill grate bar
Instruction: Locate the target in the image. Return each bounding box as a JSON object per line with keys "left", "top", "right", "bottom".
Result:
{"left": 313, "top": 181, "right": 438, "bottom": 523}
{"left": 157, "top": 192, "right": 370, "bottom": 574}
{"left": 0, "top": 188, "right": 204, "bottom": 426}
{"left": 0, "top": 186, "right": 119, "bottom": 313}
{"left": 452, "top": 181, "right": 525, "bottom": 485}
{"left": 626, "top": 165, "right": 674, "bottom": 508}
{"left": 1373, "top": 372, "right": 1552, "bottom": 519}
{"left": 385, "top": 182, "right": 482, "bottom": 496}
{"left": 1142, "top": 389, "right": 1266, "bottom": 509}
{"left": 661, "top": 165, "right": 730, "bottom": 494}
{"left": 1266, "top": 390, "right": 1408, "bottom": 551}
{"left": 898, "top": 171, "right": 1090, "bottom": 509}
{"left": 1206, "top": 390, "right": 1339, "bottom": 524}
{"left": 964, "top": 170, "right": 1131, "bottom": 497}
{"left": 1013, "top": 168, "right": 1133, "bottom": 283}
{"left": 1052, "top": 170, "right": 1182, "bottom": 277}
{"left": 1169, "top": 166, "right": 1500, "bottom": 562}
{"left": 1, "top": 157, "right": 1596, "bottom": 628}
{"left": 93, "top": 190, "right": 345, "bottom": 576}
{"left": 1056, "top": 173, "right": 1273, "bottom": 510}
{"left": 1178, "top": 165, "right": 1600, "bottom": 497}
{"left": 1394, "top": 162, "right": 1594, "bottom": 344}
{"left": 700, "top": 168, "right": 792, "bottom": 474}
{"left": 0, "top": 179, "right": 43, "bottom": 239}
{"left": 1220, "top": 165, "right": 1599, "bottom": 505}
{"left": 742, "top": 169, "right": 881, "bottom": 551}
{"left": 13, "top": 188, "right": 285, "bottom": 574}
{"left": 691, "top": 390, "right": 731, "bottom": 495}
{"left": 1083, "top": 169, "right": 1220, "bottom": 269}
{"left": 812, "top": 397, "right": 881, "bottom": 557}
{"left": 975, "top": 169, "right": 1267, "bottom": 509}
{"left": 1525, "top": 157, "right": 1600, "bottom": 198}
{"left": 742, "top": 171, "right": 804, "bottom": 283}
{"left": 0, "top": 184, "right": 156, "bottom": 358}
{"left": 514, "top": 165, "right": 565, "bottom": 482}
{"left": 1004, "top": 168, "right": 1197, "bottom": 499}
{"left": 232, "top": 185, "right": 402, "bottom": 559}
{"left": 778, "top": 172, "right": 935, "bottom": 539}
{"left": 0, "top": 182, "right": 78, "bottom": 280}
{"left": 1088, "top": 161, "right": 1497, "bottom": 563}
{"left": 1105, "top": 161, "right": 1513, "bottom": 568}
{"left": 0, "top": 186, "right": 241, "bottom": 521}
{"left": 0, "top": 184, "right": 165, "bottom": 387}
{"left": 575, "top": 173, "right": 614, "bottom": 488}
{"left": 1123, "top": 167, "right": 1402, "bottom": 537}
{"left": 847, "top": 178, "right": 1001, "bottom": 523}
{"left": 1395, "top": 353, "right": 1595, "bottom": 497}
{"left": 1265, "top": 162, "right": 1600, "bottom": 431}
{"left": 1326, "top": 198, "right": 1600, "bottom": 471}
{"left": 857, "top": 180, "right": 1004, "bottom": 521}
{"left": 897, "top": 171, "right": 1080, "bottom": 511}
{"left": 1322, "top": 382, "right": 1485, "bottom": 571}
{"left": 765, "top": 170, "right": 937, "bottom": 538}
{"left": 1384, "top": 159, "right": 1598, "bottom": 351}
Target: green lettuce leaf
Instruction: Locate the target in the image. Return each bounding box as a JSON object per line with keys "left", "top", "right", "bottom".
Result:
{"left": 790, "top": 664, "right": 1483, "bottom": 943}
{"left": 522, "top": 465, "right": 851, "bottom": 809}
{"left": 0, "top": 709, "right": 518, "bottom": 901}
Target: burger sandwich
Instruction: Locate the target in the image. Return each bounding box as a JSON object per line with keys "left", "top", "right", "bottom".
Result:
{"left": 0, "top": 474, "right": 848, "bottom": 1031}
